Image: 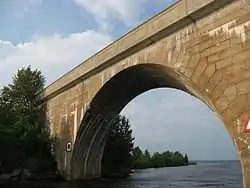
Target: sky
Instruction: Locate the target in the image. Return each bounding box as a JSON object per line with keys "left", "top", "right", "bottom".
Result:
{"left": 0, "top": 0, "right": 239, "bottom": 161}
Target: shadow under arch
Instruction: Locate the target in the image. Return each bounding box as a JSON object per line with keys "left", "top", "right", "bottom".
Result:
{"left": 70, "top": 63, "right": 236, "bottom": 180}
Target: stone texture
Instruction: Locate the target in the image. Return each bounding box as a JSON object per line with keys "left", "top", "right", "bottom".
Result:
{"left": 39, "top": 0, "right": 250, "bottom": 187}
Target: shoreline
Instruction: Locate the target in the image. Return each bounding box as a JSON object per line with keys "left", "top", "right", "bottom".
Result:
{"left": 103, "top": 163, "right": 198, "bottom": 179}
{"left": 0, "top": 163, "right": 198, "bottom": 183}
{"left": 132, "top": 162, "right": 197, "bottom": 171}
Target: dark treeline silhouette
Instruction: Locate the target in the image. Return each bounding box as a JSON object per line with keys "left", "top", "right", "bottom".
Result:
{"left": 102, "top": 115, "right": 134, "bottom": 178}
{"left": 132, "top": 147, "right": 189, "bottom": 169}
{"left": 102, "top": 115, "right": 192, "bottom": 178}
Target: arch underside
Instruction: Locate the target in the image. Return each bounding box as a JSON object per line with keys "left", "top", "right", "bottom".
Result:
{"left": 71, "top": 64, "right": 218, "bottom": 180}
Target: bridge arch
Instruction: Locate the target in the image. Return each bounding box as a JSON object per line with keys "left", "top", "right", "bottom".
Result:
{"left": 71, "top": 63, "right": 244, "bottom": 183}
{"left": 37, "top": 1, "right": 250, "bottom": 187}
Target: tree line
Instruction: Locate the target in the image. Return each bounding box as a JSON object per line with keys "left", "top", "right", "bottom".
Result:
{"left": 102, "top": 115, "right": 191, "bottom": 178}
{"left": 132, "top": 147, "right": 189, "bottom": 169}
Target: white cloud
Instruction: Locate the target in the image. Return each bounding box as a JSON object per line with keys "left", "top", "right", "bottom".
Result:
{"left": 73, "top": 0, "right": 146, "bottom": 30}
{"left": 73, "top": 0, "right": 177, "bottom": 31}
{"left": 0, "top": 30, "right": 112, "bottom": 86}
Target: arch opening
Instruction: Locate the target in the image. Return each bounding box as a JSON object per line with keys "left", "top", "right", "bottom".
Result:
{"left": 71, "top": 63, "right": 237, "bottom": 180}
{"left": 121, "top": 88, "right": 241, "bottom": 162}
{"left": 117, "top": 88, "right": 242, "bottom": 186}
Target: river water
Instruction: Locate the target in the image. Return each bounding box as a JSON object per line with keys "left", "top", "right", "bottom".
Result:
{"left": 1, "top": 161, "right": 243, "bottom": 188}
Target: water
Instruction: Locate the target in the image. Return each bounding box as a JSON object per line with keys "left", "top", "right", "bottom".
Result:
{"left": 124, "top": 161, "right": 243, "bottom": 188}
{"left": 1, "top": 161, "right": 243, "bottom": 188}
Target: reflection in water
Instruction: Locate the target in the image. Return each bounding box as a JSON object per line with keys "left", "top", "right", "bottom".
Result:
{"left": 0, "top": 161, "right": 243, "bottom": 188}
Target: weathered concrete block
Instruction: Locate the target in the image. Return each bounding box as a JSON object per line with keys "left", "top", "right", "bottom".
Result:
{"left": 39, "top": 0, "right": 250, "bottom": 187}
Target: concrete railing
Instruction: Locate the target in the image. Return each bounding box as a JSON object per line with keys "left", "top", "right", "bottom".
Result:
{"left": 40, "top": 0, "right": 235, "bottom": 102}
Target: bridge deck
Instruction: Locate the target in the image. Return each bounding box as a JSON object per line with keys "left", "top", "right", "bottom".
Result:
{"left": 40, "top": 0, "right": 235, "bottom": 102}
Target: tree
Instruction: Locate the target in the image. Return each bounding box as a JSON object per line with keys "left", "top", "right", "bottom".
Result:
{"left": 132, "top": 146, "right": 142, "bottom": 161}
{"left": 132, "top": 148, "right": 149, "bottom": 169}
{"left": 101, "top": 113, "right": 191, "bottom": 176}
{"left": 10, "top": 66, "right": 44, "bottom": 135}
{"left": 0, "top": 66, "right": 45, "bottom": 136}
{"left": 144, "top": 149, "right": 151, "bottom": 167}
{"left": 102, "top": 115, "right": 135, "bottom": 176}
{"left": 0, "top": 66, "right": 57, "bottom": 175}
{"left": 184, "top": 153, "right": 189, "bottom": 164}
{"left": 132, "top": 148, "right": 190, "bottom": 169}
{"left": 144, "top": 150, "right": 151, "bottom": 160}
{"left": 0, "top": 87, "right": 16, "bottom": 130}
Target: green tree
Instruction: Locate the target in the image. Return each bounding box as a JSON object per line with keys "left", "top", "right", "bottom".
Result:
{"left": 144, "top": 149, "right": 151, "bottom": 167}
{"left": 0, "top": 66, "right": 57, "bottom": 175}
{"left": 102, "top": 115, "right": 135, "bottom": 177}
{"left": 144, "top": 150, "right": 151, "bottom": 160}
{"left": 133, "top": 149, "right": 149, "bottom": 169}
{"left": 0, "top": 87, "right": 16, "bottom": 130}
{"left": 100, "top": 112, "right": 192, "bottom": 175}
{"left": 151, "top": 152, "right": 165, "bottom": 168}
{"left": 132, "top": 148, "right": 190, "bottom": 169}
{"left": 132, "top": 146, "right": 142, "bottom": 161}
{"left": 2, "top": 66, "right": 45, "bottom": 135}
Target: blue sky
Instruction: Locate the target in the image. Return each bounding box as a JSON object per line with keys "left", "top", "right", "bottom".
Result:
{"left": 0, "top": 0, "right": 239, "bottom": 160}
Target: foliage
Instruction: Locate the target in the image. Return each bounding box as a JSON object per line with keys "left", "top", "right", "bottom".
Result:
{"left": 0, "top": 66, "right": 45, "bottom": 136}
{"left": 132, "top": 146, "right": 142, "bottom": 161}
{"left": 102, "top": 115, "right": 135, "bottom": 175}
{"left": 132, "top": 147, "right": 189, "bottom": 169}
{"left": 0, "top": 66, "right": 57, "bottom": 175}
{"left": 102, "top": 114, "right": 190, "bottom": 177}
